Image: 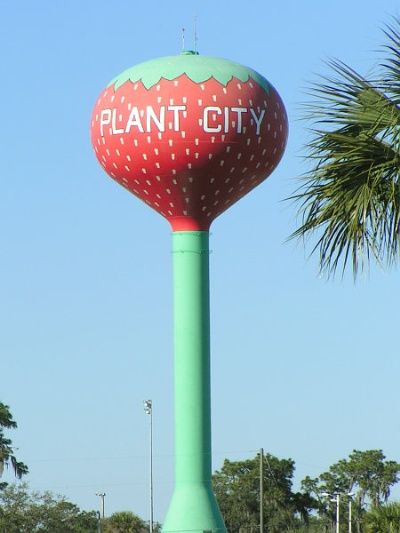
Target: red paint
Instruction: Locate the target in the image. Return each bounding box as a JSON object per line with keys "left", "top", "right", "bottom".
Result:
{"left": 91, "top": 74, "right": 288, "bottom": 231}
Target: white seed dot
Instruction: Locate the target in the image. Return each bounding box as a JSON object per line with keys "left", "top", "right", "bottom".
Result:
{"left": 124, "top": 164, "right": 130, "bottom": 171}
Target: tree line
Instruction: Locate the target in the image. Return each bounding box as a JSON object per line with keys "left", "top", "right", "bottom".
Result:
{"left": 2, "top": 402, "right": 400, "bottom": 532}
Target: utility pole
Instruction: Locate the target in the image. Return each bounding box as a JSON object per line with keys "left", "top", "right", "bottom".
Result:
{"left": 260, "top": 448, "right": 264, "bottom": 533}
{"left": 144, "top": 400, "right": 154, "bottom": 533}
{"left": 96, "top": 492, "right": 106, "bottom": 519}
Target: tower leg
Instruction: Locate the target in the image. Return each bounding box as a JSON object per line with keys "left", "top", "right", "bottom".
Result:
{"left": 163, "top": 231, "right": 226, "bottom": 533}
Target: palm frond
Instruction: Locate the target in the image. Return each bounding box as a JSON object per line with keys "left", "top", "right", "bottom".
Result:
{"left": 289, "top": 21, "right": 400, "bottom": 277}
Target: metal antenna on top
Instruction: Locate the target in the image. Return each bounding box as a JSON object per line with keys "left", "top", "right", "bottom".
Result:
{"left": 194, "top": 16, "right": 198, "bottom": 52}
{"left": 182, "top": 27, "right": 185, "bottom": 51}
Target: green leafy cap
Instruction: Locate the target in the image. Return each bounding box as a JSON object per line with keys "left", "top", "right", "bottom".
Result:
{"left": 108, "top": 51, "right": 270, "bottom": 93}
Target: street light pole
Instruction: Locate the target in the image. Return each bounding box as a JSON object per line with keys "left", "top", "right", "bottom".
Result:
{"left": 335, "top": 493, "right": 340, "bottom": 533}
{"left": 347, "top": 492, "right": 354, "bottom": 533}
{"left": 143, "top": 400, "right": 154, "bottom": 533}
{"left": 259, "top": 448, "right": 264, "bottom": 533}
{"left": 95, "top": 492, "right": 106, "bottom": 519}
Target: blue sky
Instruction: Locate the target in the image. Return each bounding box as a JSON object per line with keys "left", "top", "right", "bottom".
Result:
{"left": 1, "top": 0, "right": 400, "bottom": 522}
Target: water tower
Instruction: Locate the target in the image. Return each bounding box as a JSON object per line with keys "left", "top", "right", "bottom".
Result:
{"left": 91, "top": 50, "right": 288, "bottom": 533}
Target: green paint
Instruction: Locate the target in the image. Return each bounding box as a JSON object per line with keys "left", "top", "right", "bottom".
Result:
{"left": 162, "top": 231, "right": 226, "bottom": 533}
{"left": 108, "top": 52, "right": 270, "bottom": 93}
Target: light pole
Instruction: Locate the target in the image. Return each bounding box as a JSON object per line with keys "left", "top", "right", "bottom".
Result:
{"left": 321, "top": 492, "right": 339, "bottom": 533}
{"left": 259, "top": 448, "right": 264, "bottom": 533}
{"left": 322, "top": 491, "right": 354, "bottom": 533}
{"left": 348, "top": 492, "right": 354, "bottom": 533}
{"left": 143, "top": 399, "right": 154, "bottom": 533}
{"left": 334, "top": 493, "right": 340, "bottom": 533}
{"left": 95, "top": 492, "right": 106, "bottom": 519}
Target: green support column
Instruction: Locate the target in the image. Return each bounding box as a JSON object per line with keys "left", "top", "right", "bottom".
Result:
{"left": 162, "top": 231, "right": 226, "bottom": 533}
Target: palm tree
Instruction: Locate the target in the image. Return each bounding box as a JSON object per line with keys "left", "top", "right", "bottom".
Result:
{"left": 0, "top": 402, "right": 28, "bottom": 484}
{"left": 364, "top": 502, "right": 400, "bottom": 533}
{"left": 290, "top": 18, "right": 400, "bottom": 277}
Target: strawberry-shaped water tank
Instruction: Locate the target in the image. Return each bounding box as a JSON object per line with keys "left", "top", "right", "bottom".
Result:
{"left": 90, "top": 52, "right": 288, "bottom": 533}
{"left": 91, "top": 51, "right": 288, "bottom": 230}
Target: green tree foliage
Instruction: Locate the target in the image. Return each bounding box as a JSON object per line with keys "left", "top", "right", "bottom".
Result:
{"left": 102, "top": 512, "right": 162, "bottom": 533}
{"left": 0, "top": 482, "right": 98, "bottom": 532}
{"left": 0, "top": 403, "right": 28, "bottom": 487}
{"left": 301, "top": 449, "right": 400, "bottom": 532}
{"left": 363, "top": 501, "right": 400, "bottom": 533}
{"left": 212, "top": 452, "right": 315, "bottom": 533}
{"left": 289, "top": 18, "right": 400, "bottom": 277}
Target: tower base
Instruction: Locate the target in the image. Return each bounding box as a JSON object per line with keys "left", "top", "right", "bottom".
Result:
{"left": 162, "top": 483, "right": 227, "bottom": 533}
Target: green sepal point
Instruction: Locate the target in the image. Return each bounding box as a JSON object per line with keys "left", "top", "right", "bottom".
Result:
{"left": 108, "top": 52, "right": 270, "bottom": 94}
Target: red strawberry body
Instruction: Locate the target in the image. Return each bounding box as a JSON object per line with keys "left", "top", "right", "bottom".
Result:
{"left": 91, "top": 53, "right": 288, "bottom": 231}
